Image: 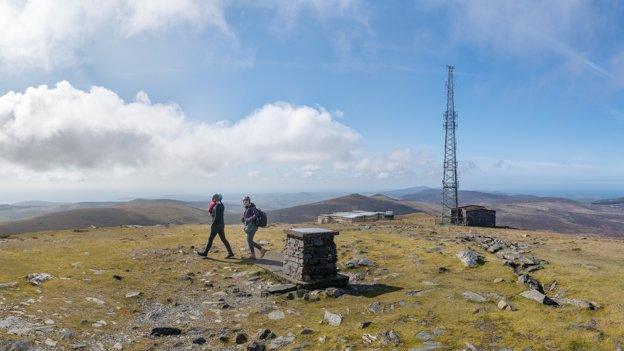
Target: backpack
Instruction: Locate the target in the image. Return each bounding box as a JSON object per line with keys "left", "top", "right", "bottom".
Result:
{"left": 255, "top": 209, "right": 268, "bottom": 227}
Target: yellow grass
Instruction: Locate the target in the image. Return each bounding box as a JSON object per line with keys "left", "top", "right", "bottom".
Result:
{"left": 0, "top": 214, "right": 622, "bottom": 350}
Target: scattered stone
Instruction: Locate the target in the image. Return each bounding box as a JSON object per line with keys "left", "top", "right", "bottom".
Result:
{"left": 368, "top": 301, "right": 384, "bottom": 313}
{"left": 59, "top": 329, "right": 75, "bottom": 340}
{"left": 0, "top": 282, "right": 17, "bottom": 289}
{"left": 309, "top": 290, "right": 327, "bottom": 300}
{"left": 151, "top": 327, "right": 182, "bottom": 336}
{"left": 70, "top": 343, "right": 87, "bottom": 349}
{"left": 486, "top": 243, "right": 503, "bottom": 253}
{"left": 416, "top": 331, "right": 432, "bottom": 341}
{"left": 497, "top": 299, "right": 514, "bottom": 311}
{"left": 324, "top": 310, "right": 342, "bottom": 326}
{"left": 408, "top": 341, "right": 442, "bottom": 351}
{"left": 0, "top": 316, "right": 36, "bottom": 335}
{"left": 378, "top": 330, "right": 401, "bottom": 346}
{"left": 346, "top": 257, "right": 375, "bottom": 268}
{"left": 86, "top": 297, "right": 105, "bottom": 305}
{"left": 555, "top": 298, "right": 597, "bottom": 310}
{"left": 519, "top": 290, "right": 558, "bottom": 306}
{"left": 92, "top": 320, "right": 107, "bottom": 328}
{"left": 192, "top": 337, "right": 206, "bottom": 345}
{"left": 493, "top": 278, "right": 504, "bottom": 283}
{"left": 268, "top": 336, "right": 295, "bottom": 350}
{"left": 265, "top": 284, "right": 297, "bottom": 295}
{"left": 517, "top": 274, "right": 543, "bottom": 293}
{"left": 247, "top": 341, "right": 266, "bottom": 351}
{"left": 8, "top": 340, "right": 31, "bottom": 351}
{"left": 125, "top": 291, "right": 141, "bottom": 298}
{"left": 268, "top": 310, "right": 285, "bottom": 320}
{"left": 457, "top": 251, "right": 482, "bottom": 267}
{"left": 26, "top": 273, "right": 53, "bottom": 285}
{"left": 112, "top": 343, "right": 123, "bottom": 350}
{"left": 257, "top": 329, "right": 275, "bottom": 340}
{"left": 546, "top": 280, "right": 557, "bottom": 292}
{"left": 325, "top": 287, "right": 345, "bottom": 298}
{"left": 235, "top": 332, "right": 248, "bottom": 344}
{"left": 44, "top": 319, "right": 55, "bottom": 325}
{"left": 219, "top": 332, "right": 230, "bottom": 342}
{"left": 300, "top": 328, "right": 314, "bottom": 335}
{"left": 359, "top": 321, "right": 372, "bottom": 329}
{"left": 462, "top": 291, "right": 486, "bottom": 303}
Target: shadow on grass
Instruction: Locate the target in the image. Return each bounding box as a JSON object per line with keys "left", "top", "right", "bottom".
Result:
{"left": 344, "top": 283, "right": 402, "bottom": 298}
{"left": 202, "top": 257, "right": 254, "bottom": 266}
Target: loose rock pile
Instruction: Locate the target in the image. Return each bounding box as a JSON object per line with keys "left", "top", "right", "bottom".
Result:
{"left": 459, "top": 234, "right": 598, "bottom": 309}
{"left": 282, "top": 229, "right": 338, "bottom": 282}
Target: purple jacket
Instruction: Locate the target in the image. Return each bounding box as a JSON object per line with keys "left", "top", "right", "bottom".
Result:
{"left": 243, "top": 203, "right": 260, "bottom": 225}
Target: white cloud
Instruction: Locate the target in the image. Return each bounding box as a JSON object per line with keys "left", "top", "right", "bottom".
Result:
{"left": 0, "top": 81, "right": 367, "bottom": 180}
{"left": 0, "top": 0, "right": 232, "bottom": 71}
{"left": 428, "top": 0, "right": 614, "bottom": 78}
{"left": 335, "top": 148, "right": 415, "bottom": 178}
{"left": 0, "top": 0, "right": 368, "bottom": 72}
{"left": 119, "top": 0, "right": 231, "bottom": 37}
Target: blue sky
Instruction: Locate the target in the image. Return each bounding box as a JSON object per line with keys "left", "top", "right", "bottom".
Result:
{"left": 1, "top": 0, "right": 624, "bottom": 202}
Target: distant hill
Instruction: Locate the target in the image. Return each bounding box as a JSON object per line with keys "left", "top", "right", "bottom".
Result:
{"left": 0, "top": 208, "right": 157, "bottom": 235}
{"left": 0, "top": 199, "right": 210, "bottom": 235}
{"left": 0, "top": 201, "right": 118, "bottom": 222}
{"left": 401, "top": 188, "right": 577, "bottom": 205}
{"left": 265, "top": 194, "right": 419, "bottom": 224}
{"left": 379, "top": 186, "right": 430, "bottom": 199}
{"left": 592, "top": 197, "right": 624, "bottom": 205}
{"left": 400, "top": 189, "right": 624, "bottom": 237}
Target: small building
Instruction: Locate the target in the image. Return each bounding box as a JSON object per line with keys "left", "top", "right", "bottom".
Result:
{"left": 317, "top": 210, "right": 391, "bottom": 224}
{"left": 453, "top": 205, "right": 496, "bottom": 227}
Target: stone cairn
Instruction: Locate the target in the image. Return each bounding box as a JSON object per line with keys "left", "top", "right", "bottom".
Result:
{"left": 282, "top": 228, "right": 339, "bottom": 282}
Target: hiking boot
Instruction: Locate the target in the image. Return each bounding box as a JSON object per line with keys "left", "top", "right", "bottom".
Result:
{"left": 196, "top": 250, "right": 208, "bottom": 257}
{"left": 247, "top": 254, "right": 257, "bottom": 260}
{"left": 225, "top": 253, "right": 235, "bottom": 259}
{"left": 259, "top": 248, "right": 267, "bottom": 258}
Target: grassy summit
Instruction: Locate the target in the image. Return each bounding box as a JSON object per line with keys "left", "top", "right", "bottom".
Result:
{"left": 0, "top": 214, "right": 621, "bottom": 350}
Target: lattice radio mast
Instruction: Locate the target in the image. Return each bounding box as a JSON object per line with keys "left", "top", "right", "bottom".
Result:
{"left": 441, "top": 65, "right": 459, "bottom": 224}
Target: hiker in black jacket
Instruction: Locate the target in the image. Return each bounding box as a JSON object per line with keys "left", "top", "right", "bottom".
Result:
{"left": 197, "top": 194, "right": 235, "bottom": 258}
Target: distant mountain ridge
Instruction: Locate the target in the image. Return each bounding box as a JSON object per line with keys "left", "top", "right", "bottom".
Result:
{"left": 592, "top": 197, "right": 624, "bottom": 205}
{"left": 0, "top": 199, "right": 210, "bottom": 235}
{"left": 265, "top": 194, "right": 419, "bottom": 224}
{"left": 401, "top": 188, "right": 577, "bottom": 205}
{"left": 399, "top": 188, "right": 624, "bottom": 237}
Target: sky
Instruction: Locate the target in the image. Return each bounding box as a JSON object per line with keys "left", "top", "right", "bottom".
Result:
{"left": 1, "top": 0, "right": 624, "bottom": 202}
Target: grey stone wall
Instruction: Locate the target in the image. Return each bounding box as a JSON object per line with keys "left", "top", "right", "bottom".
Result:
{"left": 282, "top": 232, "right": 338, "bottom": 282}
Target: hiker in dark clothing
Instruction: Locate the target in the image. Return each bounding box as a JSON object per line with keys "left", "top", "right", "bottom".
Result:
{"left": 197, "top": 194, "right": 235, "bottom": 259}
{"left": 242, "top": 196, "right": 266, "bottom": 260}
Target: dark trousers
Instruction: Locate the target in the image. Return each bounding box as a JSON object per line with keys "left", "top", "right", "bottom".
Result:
{"left": 245, "top": 223, "right": 263, "bottom": 254}
{"left": 204, "top": 224, "right": 233, "bottom": 255}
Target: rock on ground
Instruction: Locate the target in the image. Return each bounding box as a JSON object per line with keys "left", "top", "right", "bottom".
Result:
{"left": 324, "top": 310, "right": 342, "bottom": 326}
{"left": 457, "top": 251, "right": 482, "bottom": 267}
{"left": 268, "top": 335, "right": 295, "bottom": 350}
{"left": 519, "top": 290, "right": 558, "bottom": 306}
{"left": 268, "top": 310, "right": 285, "bottom": 320}
{"left": 462, "top": 291, "right": 486, "bottom": 303}
{"left": 150, "top": 327, "right": 182, "bottom": 336}
{"left": 26, "top": 273, "right": 53, "bottom": 285}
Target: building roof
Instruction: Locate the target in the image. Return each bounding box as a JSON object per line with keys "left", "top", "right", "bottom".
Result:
{"left": 321, "top": 210, "right": 382, "bottom": 219}
{"left": 459, "top": 205, "right": 494, "bottom": 212}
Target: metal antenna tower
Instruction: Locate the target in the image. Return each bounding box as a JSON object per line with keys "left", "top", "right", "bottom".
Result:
{"left": 441, "top": 65, "right": 459, "bottom": 224}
